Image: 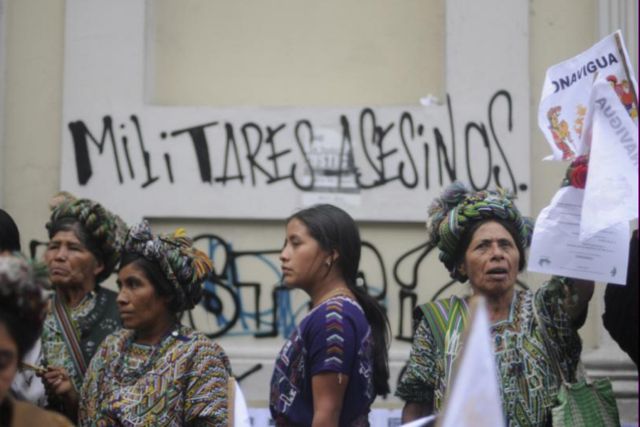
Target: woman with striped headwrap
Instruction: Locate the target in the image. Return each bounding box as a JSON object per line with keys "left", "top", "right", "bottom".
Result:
{"left": 38, "top": 193, "right": 126, "bottom": 420}
{"left": 78, "top": 221, "right": 231, "bottom": 426}
{"left": 396, "top": 182, "right": 594, "bottom": 427}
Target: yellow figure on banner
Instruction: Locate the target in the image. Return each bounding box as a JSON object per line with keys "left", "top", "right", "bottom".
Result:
{"left": 573, "top": 104, "right": 587, "bottom": 137}
{"left": 547, "top": 106, "right": 575, "bottom": 159}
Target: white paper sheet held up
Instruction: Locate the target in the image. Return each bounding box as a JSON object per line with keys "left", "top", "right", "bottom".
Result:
{"left": 527, "top": 186, "right": 630, "bottom": 284}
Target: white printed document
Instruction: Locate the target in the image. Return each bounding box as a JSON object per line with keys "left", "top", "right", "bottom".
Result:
{"left": 527, "top": 187, "right": 630, "bottom": 284}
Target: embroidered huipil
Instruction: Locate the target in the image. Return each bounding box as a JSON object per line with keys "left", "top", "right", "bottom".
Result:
{"left": 270, "top": 296, "right": 375, "bottom": 426}
{"left": 396, "top": 278, "right": 583, "bottom": 427}
{"left": 41, "top": 287, "right": 120, "bottom": 391}
{"left": 79, "top": 325, "right": 231, "bottom": 426}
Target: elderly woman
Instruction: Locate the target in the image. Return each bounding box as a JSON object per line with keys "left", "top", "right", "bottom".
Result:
{"left": 78, "top": 221, "right": 231, "bottom": 426}
{"left": 396, "top": 182, "right": 594, "bottom": 426}
{"left": 39, "top": 194, "right": 126, "bottom": 416}
{"left": 0, "top": 254, "right": 73, "bottom": 426}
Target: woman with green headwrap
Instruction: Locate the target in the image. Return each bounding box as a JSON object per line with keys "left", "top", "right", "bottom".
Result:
{"left": 38, "top": 193, "right": 126, "bottom": 419}
{"left": 396, "top": 182, "right": 594, "bottom": 426}
{"left": 78, "top": 221, "right": 231, "bottom": 426}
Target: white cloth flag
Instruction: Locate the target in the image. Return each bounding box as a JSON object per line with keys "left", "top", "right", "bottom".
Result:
{"left": 580, "top": 79, "right": 639, "bottom": 240}
{"left": 538, "top": 30, "right": 637, "bottom": 161}
{"left": 401, "top": 414, "right": 436, "bottom": 427}
{"left": 438, "top": 297, "right": 505, "bottom": 427}
{"left": 231, "top": 378, "right": 251, "bottom": 427}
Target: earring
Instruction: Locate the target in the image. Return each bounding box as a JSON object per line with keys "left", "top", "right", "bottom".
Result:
{"left": 325, "top": 260, "right": 331, "bottom": 267}
{"left": 456, "top": 265, "right": 467, "bottom": 279}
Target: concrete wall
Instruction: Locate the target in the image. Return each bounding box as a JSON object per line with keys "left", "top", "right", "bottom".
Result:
{"left": 1, "top": 0, "right": 636, "bottom": 420}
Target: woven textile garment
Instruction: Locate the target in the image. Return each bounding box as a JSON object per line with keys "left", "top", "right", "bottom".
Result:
{"left": 270, "top": 296, "right": 375, "bottom": 427}
{"left": 78, "top": 325, "right": 231, "bottom": 426}
{"left": 41, "top": 287, "right": 120, "bottom": 391}
{"left": 396, "top": 278, "right": 583, "bottom": 427}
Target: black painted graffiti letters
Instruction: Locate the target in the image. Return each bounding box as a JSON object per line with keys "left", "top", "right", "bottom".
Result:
{"left": 67, "top": 90, "right": 525, "bottom": 195}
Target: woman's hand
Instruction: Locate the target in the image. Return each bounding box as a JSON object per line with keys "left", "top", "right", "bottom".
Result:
{"left": 41, "top": 367, "right": 75, "bottom": 398}
{"left": 566, "top": 278, "right": 594, "bottom": 322}
{"left": 38, "top": 366, "right": 79, "bottom": 419}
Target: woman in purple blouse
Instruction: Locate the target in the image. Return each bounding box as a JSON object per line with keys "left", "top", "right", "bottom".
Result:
{"left": 270, "top": 204, "right": 390, "bottom": 426}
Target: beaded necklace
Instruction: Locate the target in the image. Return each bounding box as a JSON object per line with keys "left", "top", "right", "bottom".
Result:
{"left": 110, "top": 324, "right": 183, "bottom": 385}
{"left": 314, "top": 287, "right": 354, "bottom": 307}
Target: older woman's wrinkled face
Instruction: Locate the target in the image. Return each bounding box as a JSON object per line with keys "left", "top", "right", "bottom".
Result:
{"left": 459, "top": 221, "right": 520, "bottom": 297}
{"left": 116, "top": 263, "right": 170, "bottom": 332}
{"left": 44, "top": 230, "right": 103, "bottom": 290}
{"left": 0, "top": 323, "right": 18, "bottom": 403}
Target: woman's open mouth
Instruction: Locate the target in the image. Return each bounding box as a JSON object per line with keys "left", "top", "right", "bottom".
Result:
{"left": 486, "top": 267, "right": 509, "bottom": 279}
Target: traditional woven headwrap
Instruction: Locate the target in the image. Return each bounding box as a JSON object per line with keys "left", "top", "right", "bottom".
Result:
{"left": 46, "top": 192, "right": 128, "bottom": 284}
{"left": 0, "top": 253, "right": 49, "bottom": 328}
{"left": 426, "top": 181, "right": 533, "bottom": 281}
{"left": 123, "top": 221, "right": 213, "bottom": 312}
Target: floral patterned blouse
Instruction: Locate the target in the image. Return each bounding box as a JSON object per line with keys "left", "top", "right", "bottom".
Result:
{"left": 396, "top": 278, "right": 584, "bottom": 427}
{"left": 79, "top": 325, "right": 231, "bottom": 426}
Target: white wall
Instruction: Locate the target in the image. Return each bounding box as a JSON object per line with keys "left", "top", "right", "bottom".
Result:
{"left": 1, "top": 0, "right": 64, "bottom": 241}
{"left": 149, "top": 0, "right": 446, "bottom": 107}
{"left": 58, "top": 0, "right": 531, "bottom": 224}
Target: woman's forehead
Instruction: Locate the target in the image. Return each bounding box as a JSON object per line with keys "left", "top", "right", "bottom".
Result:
{"left": 286, "top": 218, "right": 310, "bottom": 235}
{"left": 51, "top": 228, "right": 84, "bottom": 244}
{"left": 470, "top": 221, "right": 515, "bottom": 241}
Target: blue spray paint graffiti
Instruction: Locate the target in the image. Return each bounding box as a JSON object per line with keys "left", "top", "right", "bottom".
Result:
{"left": 185, "top": 234, "right": 388, "bottom": 339}
{"left": 29, "top": 234, "right": 527, "bottom": 344}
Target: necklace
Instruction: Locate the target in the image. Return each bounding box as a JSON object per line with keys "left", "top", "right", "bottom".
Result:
{"left": 111, "top": 324, "right": 182, "bottom": 385}
{"left": 315, "top": 287, "right": 354, "bottom": 307}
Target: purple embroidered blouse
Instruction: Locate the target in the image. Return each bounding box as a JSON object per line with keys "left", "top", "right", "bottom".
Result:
{"left": 270, "top": 296, "right": 375, "bottom": 426}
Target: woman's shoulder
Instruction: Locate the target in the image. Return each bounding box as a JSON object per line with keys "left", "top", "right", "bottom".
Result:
{"left": 172, "top": 328, "right": 232, "bottom": 375}
{"left": 85, "top": 328, "right": 130, "bottom": 366}
{"left": 414, "top": 295, "right": 469, "bottom": 321}
{"left": 99, "top": 327, "right": 132, "bottom": 349}
{"left": 183, "top": 328, "right": 225, "bottom": 350}
{"left": 176, "top": 328, "right": 230, "bottom": 357}
{"left": 427, "top": 294, "right": 468, "bottom": 308}
{"left": 11, "top": 398, "right": 74, "bottom": 427}
{"left": 308, "top": 296, "right": 368, "bottom": 324}
{"left": 299, "top": 296, "right": 371, "bottom": 344}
